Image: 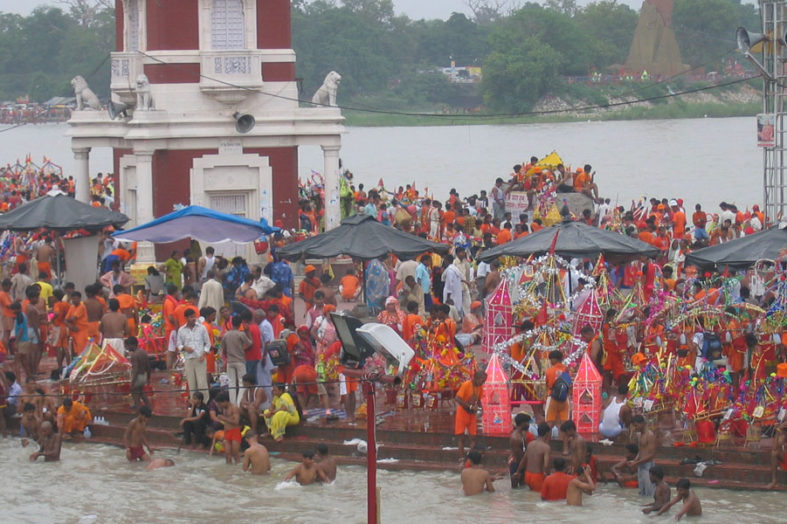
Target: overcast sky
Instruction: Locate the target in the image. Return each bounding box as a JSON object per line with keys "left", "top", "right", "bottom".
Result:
{"left": 0, "top": 1, "right": 641, "bottom": 20}
{"left": 0, "top": 1, "right": 757, "bottom": 21}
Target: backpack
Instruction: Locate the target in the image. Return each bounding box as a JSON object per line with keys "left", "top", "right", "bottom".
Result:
{"left": 266, "top": 339, "right": 290, "bottom": 367}
{"left": 551, "top": 371, "right": 572, "bottom": 402}
{"left": 702, "top": 332, "right": 723, "bottom": 360}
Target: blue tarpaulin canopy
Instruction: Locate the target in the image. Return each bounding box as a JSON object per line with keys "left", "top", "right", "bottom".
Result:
{"left": 112, "top": 205, "right": 279, "bottom": 244}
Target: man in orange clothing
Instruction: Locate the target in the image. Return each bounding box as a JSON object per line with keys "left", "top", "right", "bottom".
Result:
{"left": 66, "top": 291, "right": 90, "bottom": 355}
{"left": 297, "top": 265, "right": 321, "bottom": 312}
{"left": 723, "top": 307, "right": 747, "bottom": 388}
{"left": 541, "top": 457, "right": 575, "bottom": 501}
{"left": 51, "top": 289, "right": 72, "bottom": 368}
{"left": 0, "top": 279, "right": 14, "bottom": 350}
{"left": 601, "top": 309, "right": 627, "bottom": 388}
{"left": 454, "top": 370, "right": 487, "bottom": 459}
{"left": 545, "top": 350, "right": 570, "bottom": 429}
{"left": 436, "top": 304, "right": 457, "bottom": 343}
{"left": 496, "top": 222, "right": 513, "bottom": 244}
{"left": 162, "top": 284, "right": 180, "bottom": 369}
{"left": 174, "top": 288, "right": 199, "bottom": 329}
{"left": 339, "top": 269, "right": 361, "bottom": 301}
{"left": 56, "top": 397, "right": 92, "bottom": 438}
{"left": 113, "top": 284, "right": 138, "bottom": 336}
{"left": 401, "top": 301, "right": 423, "bottom": 345}
{"left": 574, "top": 164, "right": 599, "bottom": 201}
{"left": 692, "top": 203, "right": 709, "bottom": 243}
{"left": 669, "top": 199, "right": 686, "bottom": 238}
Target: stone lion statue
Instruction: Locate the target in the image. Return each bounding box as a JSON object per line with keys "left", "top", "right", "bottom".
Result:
{"left": 71, "top": 75, "right": 102, "bottom": 111}
{"left": 135, "top": 73, "right": 154, "bottom": 111}
{"left": 311, "top": 71, "right": 341, "bottom": 107}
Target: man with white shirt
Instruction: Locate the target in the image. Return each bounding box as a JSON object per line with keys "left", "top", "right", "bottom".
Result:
{"left": 442, "top": 254, "right": 464, "bottom": 316}
{"left": 396, "top": 258, "right": 419, "bottom": 289}
{"left": 198, "top": 270, "right": 224, "bottom": 313}
{"left": 257, "top": 309, "right": 276, "bottom": 407}
{"left": 251, "top": 265, "right": 275, "bottom": 299}
{"left": 177, "top": 308, "right": 211, "bottom": 398}
{"left": 454, "top": 247, "right": 473, "bottom": 315}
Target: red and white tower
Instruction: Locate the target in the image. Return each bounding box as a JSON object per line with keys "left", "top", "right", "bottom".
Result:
{"left": 68, "top": 0, "right": 344, "bottom": 261}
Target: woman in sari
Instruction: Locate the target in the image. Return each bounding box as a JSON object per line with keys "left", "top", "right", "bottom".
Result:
{"left": 377, "top": 296, "right": 405, "bottom": 335}
{"left": 263, "top": 383, "right": 300, "bottom": 442}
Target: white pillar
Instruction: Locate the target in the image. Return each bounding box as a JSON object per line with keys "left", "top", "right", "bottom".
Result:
{"left": 134, "top": 150, "right": 155, "bottom": 263}
{"left": 322, "top": 145, "right": 341, "bottom": 230}
{"left": 73, "top": 147, "right": 91, "bottom": 203}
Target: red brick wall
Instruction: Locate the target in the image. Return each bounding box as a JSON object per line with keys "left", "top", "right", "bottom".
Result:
{"left": 258, "top": 0, "right": 292, "bottom": 49}
{"left": 150, "top": 149, "right": 217, "bottom": 259}
{"left": 244, "top": 146, "right": 299, "bottom": 229}
{"left": 146, "top": 0, "right": 199, "bottom": 51}
{"left": 115, "top": 0, "right": 124, "bottom": 51}
{"left": 262, "top": 62, "right": 296, "bottom": 82}
{"left": 143, "top": 63, "right": 201, "bottom": 84}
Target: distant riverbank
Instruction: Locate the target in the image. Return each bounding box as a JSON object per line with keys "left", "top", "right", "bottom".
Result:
{"left": 343, "top": 100, "right": 759, "bottom": 127}
{"left": 341, "top": 82, "right": 761, "bottom": 127}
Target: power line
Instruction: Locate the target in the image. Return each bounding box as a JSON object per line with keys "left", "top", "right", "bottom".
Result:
{"left": 138, "top": 50, "right": 757, "bottom": 119}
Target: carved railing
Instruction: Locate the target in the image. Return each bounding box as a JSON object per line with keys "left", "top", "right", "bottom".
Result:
{"left": 200, "top": 50, "right": 263, "bottom": 103}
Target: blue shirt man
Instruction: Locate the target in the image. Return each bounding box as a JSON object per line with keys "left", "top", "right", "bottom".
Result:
{"left": 415, "top": 255, "right": 433, "bottom": 311}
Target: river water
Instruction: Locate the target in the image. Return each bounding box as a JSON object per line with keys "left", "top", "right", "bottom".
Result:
{"left": 2, "top": 440, "right": 783, "bottom": 523}
{"left": 1, "top": 117, "right": 763, "bottom": 211}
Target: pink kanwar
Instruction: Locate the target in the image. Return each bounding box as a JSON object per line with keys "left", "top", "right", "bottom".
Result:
{"left": 482, "top": 353, "right": 512, "bottom": 435}
{"left": 483, "top": 278, "right": 513, "bottom": 354}
{"left": 572, "top": 353, "right": 602, "bottom": 441}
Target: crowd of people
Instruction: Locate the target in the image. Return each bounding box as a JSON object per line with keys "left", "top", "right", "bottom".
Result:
{"left": 0, "top": 155, "right": 785, "bottom": 518}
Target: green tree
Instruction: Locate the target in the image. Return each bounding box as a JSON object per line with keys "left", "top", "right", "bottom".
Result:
{"left": 673, "top": 0, "right": 758, "bottom": 69}
{"left": 481, "top": 36, "right": 563, "bottom": 112}
{"left": 0, "top": 6, "right": 113, "bottom": 101}
{"left": 409, "top": 13, "right": 489, "bottom": 67}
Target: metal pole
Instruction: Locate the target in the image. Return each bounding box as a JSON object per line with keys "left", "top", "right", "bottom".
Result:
{"left": 364, "top": 380, "right": 377, "bottom": 524}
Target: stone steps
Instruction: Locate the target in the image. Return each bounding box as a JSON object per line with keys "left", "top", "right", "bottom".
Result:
{"left": 90, "top": 409, "right": 784, "bottom": 490}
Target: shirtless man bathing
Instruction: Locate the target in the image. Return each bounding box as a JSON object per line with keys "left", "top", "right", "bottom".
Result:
{"left": 125, "top": 406, "right": 154, "bottom": 461}
{"left": 242, "top": 432, "right": 271, "bottom": 474}
{"left": 215, "top": 392, "right": 243, "bottom": 464}
{"left": 29, "top": 421, "right": 61, "bottom": 462}
{"left": 461, "top": 449, "right": 499, "bottom": 496}
{"left": 284, "top": 451, "right": 329, "bottom": 485}
{"left": 566, "top": 464, "right": 595, "bottom": 506}
{"left": 656, "top": 478, "right": 702, "bottom": 521}
{"left": 514, "top": 422, "right": 552, "bottom": 492}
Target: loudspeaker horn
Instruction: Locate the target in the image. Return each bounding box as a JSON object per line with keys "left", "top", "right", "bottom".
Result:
{"left": 233, "top": 112, "right": 256, "bottom": 133}
{"left": 736, "top": 27, "right": 766, "bottom": 52}
{"left": 108, "top": 100, "right": 130, "bottom": 120}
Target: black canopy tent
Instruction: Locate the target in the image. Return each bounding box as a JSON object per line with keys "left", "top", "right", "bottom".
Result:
{"left": 0, "top": 192, "right": 129, "bottom": 232}
{"left": 477, "top": 219, "right": 659, "bottom": 262}
{"left": 278, "top": 214, "right": 450, "bottom": 307}
{"left": 0, "top": 192, "right": 129, "bottom": 283}
{"left": 685, "top": 225, "right": 787, "bottom": 269}
{"left": 277, "top": 214, "right": 450, "bottom": 261}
